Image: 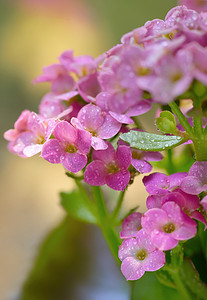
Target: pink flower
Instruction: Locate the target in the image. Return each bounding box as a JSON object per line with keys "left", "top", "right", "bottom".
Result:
{"left": 41, "top": 121, "right": 91, "bottom": 173}
{"left": 118, "top": 229, "right": 165, "bottom": 280}
{"left": 71, "top": 104, "right": 121, "bottom": 150}
{"left": 84, "top": 142, "right": 131, "bottom": 191}
{"left": 120, "top": 212, "right": 142, "bottom": 239}
{"left": 33, "top": 64, "right": 75, "bottom": 94}
{"left": 142, "top": 201, "right": 197, "bottom": 250}
{"left": 146, "top": 188, "right": 207, "bottom": 229}
{"left": 178, "top": 0, "right": 207, "bottom": 13}
{"left": 4, "top": 111, "right": 54, "bottom": 158}
{"left": 59, "top": 50, "right": 98, "bottom": 78}
{"left": 143, "top": 172, "right": 188, "bottom": 195}
{"left": 180, "top": 161, "right": 207, "bottom": 194}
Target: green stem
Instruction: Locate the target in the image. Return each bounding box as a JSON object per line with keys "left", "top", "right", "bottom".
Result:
{"left": 169, "top": 270, "right": 193, "bottom": 300}
{"left": 111, "top": 190, "right": 126, "bottom": 220}
{"left": 166, "top": 149, "right": 176, "bottom": 175}
{"left": 169, "top": 102, "right": 194, "bottom": 137}
{"left": 65, "top": 172, "right": 84, "bottom": 180}
{"left": 91, "top": 186, "right": 121, "bottom": 265}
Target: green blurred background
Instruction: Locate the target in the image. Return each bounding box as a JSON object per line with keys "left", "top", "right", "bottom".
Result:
{"left": 0, "top": 1, "right": 177, "bottom": 299}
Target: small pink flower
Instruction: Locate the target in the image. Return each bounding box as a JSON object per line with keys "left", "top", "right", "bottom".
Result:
{"left": 41, "top": 121, "right": 91, "bottom": 173}
{"left": 120, "top": 212, "right": 142, "bottom": 239}
{"left": 180, "top": 161, "right": 207, "bottom": 194}
{"left": 84, "top": 142, "right": 131, "bottom": 191}
{"left": 118, "top": 229, "right": 165, "bottom": 280}
{"left": 4, "top": 111, "right": 53, "bottom": 158}
{"left": 71, "top": 104, "right": 121, "bottom": 150}
{"left": 142, "top": 201, "right": 197, "bottom": 251}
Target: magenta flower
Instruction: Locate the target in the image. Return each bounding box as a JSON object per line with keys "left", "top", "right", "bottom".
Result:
{"left": 201, "top": 196, "right": 207, "bottom": 212}
{"left": 131, "top": 149, "right": 163, "bottom": 173}
{"left": 118, "top": 229, "right": 165, "bottom": 280}
{"left": 120, "top": 212, "right": 142, "bottom": 239}
{"left": 180, "top": 161, "right": 207, "bottom": 195}
{"left": 84, "top": 142, "right": 131, "bottom": 191}
{"left": 142, "top": 201, "right": 197, "bottom": 251}
{"left": 41, "top": 121, "right": 91, "bottom": 173}
{"left": 71, "top": 104, "right": 121, "bottom": 150}
{"left": 143, "top": 172, "right": 188, "bottom": 195}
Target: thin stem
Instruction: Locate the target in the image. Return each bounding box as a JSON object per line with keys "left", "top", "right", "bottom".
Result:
{"left": 166, "top": 149, "right": 176, "bottom": 175}
{"left": 91, "top": 186, "right": 121, "bottom": 265}
{"left": 132, "top": 117, "right": 144, "bottom": 130}
{"left": 111, "top": 190, "right": 126, "bottom": 220}
{"left": 169, "top": 270, "right": 193, "bottom": 300}
{"left": 169, "top": 102, "right": 194, "bottom": 137}
{"left": 65, "top": 172, "right": 84, "bottom": 181}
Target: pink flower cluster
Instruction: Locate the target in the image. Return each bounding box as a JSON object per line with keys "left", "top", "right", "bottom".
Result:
{"left": 4, "top": 5, "right": 207, "bottom": 192}
{"left": 119, "top": 163, "right": 207, "bottom": 280}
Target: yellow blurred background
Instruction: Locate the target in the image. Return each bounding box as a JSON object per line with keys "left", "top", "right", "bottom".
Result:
{"left": 0, "top": 1, "right": 176, "bottom": 299}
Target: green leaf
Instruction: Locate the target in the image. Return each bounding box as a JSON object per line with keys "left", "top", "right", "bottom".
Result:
{"left": 61, "top": 189, "right": 97, "bottom": 224}
{"left": 131, "top": 272, "right": 182, "bottom": 300}
{"left": 120, "top": 131, "right": 185, "bottom": 151}
{"left": 180, "top": 258, "right": 207, "bottom": 300}
{"left": 21, "top": 217, "right": 87, "bottom": 300}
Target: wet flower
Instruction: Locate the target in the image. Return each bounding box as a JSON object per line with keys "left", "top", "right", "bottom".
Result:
{"left": 71, "top": 103, "right": 121, "bottom": 150}
{"left": 180, "top": 161, "right": 207, "bottom": 194}
{"left": 41, "top": 121, "right": 91, "bottom": 173}
{"left": 84, "top": 142, "right": 131, "bottom": 191}
{"left": 118, "top": 229, "right": 165, "bottom": 280}
{"left": 141, "top": 201, "right": 197, "bottom": 250}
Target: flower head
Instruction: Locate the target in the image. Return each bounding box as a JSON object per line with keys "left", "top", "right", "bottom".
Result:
{"left": 41, "top": 121, "right": 91, "bottom": 173}
{"left": 141, "top": 201, "right": 197, "bottom": 250}
{"left": 118, "top": 229, "right": 165, "bottom": 280}
{"left": 84, "top": 142, "right": 131, "bottom": 191}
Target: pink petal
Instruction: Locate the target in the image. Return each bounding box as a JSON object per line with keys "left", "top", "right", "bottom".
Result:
{"left": 121, "top": 257, "right": 145, "bottom": 280}
{"left": 132, "top": 159, "right": 152, "bottom": 173}
{"left": 146, "top": 195, "right": 163, "bottom": 209}
{"left": 84, "top": 161, "right": 107, "bottom": 186}
{"left": 141, "top": 208, "right": 169, "bottom": 233}
{"left": 61, "top": 152, "right": 87, "bottom": 173}
{"left": 171, "top": 223, "right": 197, "bottom": 240}
{"left": 41, "top": 139, "right": 63, "bottom": 164}
{"left": 116, "top": 145, "right": 132, "bottom": 169}
{"left": 126, "top": 100, "right": 152, "bottom": 116}
{"left": 23, "top": 144, "right": 43, "bottom": 157}
{"left": 53, "top": 121, "right": 77, "bottom": 144}
{"left": 97, "top": 114, "right": 121, "bottom": 139}
{"left": 76, "top": 129, "right": 91, "bottom": 154}
{"left": 144, "top": 250, "right": 165, "bottom": 271}
{"left": 92, "top": 142, "right": 116, "bottom": 163}
{"left": 106, "top": 170, "right": 130, "bottom": 191}
{"left": 109, "top": 111, "right": 134, "bottom": 124}
{"left": 77, "top": 104, "right": 104, "bottom": 130}
{"left": 151, "top": 230, "right": 178, "bottom": 251}
{"left": 91, "top": 137, "right": 108, "bottom": 150}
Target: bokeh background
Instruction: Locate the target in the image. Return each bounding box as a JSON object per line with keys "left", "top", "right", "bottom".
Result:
{"left": 1, "top": 1, "right": 177, "bottom": 299}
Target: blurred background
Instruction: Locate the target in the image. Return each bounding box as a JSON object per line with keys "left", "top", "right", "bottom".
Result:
{"left": 0, "top": 1, "right": 177, "bottom": 299}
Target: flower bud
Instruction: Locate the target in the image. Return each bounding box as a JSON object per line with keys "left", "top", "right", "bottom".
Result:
{"left": 156, "top": 111, "right": 177, "bottom": 134}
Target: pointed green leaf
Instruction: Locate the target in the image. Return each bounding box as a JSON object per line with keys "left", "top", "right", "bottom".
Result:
{"left": 61, "top": 190, "right": 97, "bottom": 224}
{"left": 120, "top": 131, "right": 185, "bottom": 151}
